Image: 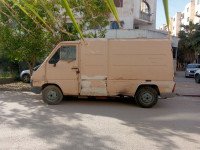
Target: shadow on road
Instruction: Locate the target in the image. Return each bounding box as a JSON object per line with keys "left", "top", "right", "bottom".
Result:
{"left": 0, "top": 91, "right": 200, "bottom": 149}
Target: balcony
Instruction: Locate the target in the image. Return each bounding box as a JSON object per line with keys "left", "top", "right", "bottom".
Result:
{"left": 134, "top": 11, "right": 152, "bottom": 25}
{"left": 140, "top": 11, "right": 151, "bottom": 22}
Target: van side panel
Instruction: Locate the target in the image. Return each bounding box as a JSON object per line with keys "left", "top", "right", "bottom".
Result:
{"left": 80, "top": 39, "right": 108, "bottom": 96}
{"left": 107, "top": 39, "right": 174, "bottom": 96}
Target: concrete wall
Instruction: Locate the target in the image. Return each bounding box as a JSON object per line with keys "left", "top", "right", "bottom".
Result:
{"left": 85, "top": 29, "right": 178, "bottom": 47}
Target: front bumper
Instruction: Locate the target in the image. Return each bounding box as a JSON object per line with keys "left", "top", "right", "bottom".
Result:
{"left": 30, "top": 80, "right": 42, "bottom": 94}
{"left": 185, "top": 70, "right": 196, "bottom": 77}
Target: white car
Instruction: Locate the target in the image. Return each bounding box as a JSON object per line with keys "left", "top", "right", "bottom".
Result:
{"left": 185, "top": 64, "right": 200, "bottom": 78}
{"left": 20, "top": 65, "right": 40, "bottom": 83}
{"left": 194, "top": 69, "right": 200, "bottom": 83}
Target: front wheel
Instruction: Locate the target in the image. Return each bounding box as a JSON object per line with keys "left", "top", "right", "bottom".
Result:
{"left": 42, "top": 85, "right": 63, "bottom": 105}
{"left": 22, "top": 74, "right": 30, "bottom": 83}
{"left": 135, "top": 87, "right": 158, "bottom": 108}
{"left": 195, "top": 74, "right": 200, "bottom": 83}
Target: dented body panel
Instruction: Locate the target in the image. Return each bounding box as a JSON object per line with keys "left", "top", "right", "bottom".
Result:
{"left": 31, "top": 38, "right": 175, "bottom": 98}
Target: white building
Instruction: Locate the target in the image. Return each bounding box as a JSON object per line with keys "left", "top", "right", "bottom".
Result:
{"left": 158, "top": 24, "right": 167, "bottom": 31}
{"left": 172, "top": 12, "right": 181, "bottom": 36}
{"left": 108, "top": 0, "right": 157, "bottom": 30}
{"left": 181, "top": 1, "right": 195, "bottom": 26}
{"left": 194, "top": 0, "right": 200, "bottom": 24}
{"left": 163, "top": 1, "right": 198, "bottom": 37}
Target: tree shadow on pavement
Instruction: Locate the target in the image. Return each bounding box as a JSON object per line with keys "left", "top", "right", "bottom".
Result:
{"left": 0, "top": 91, "right": 200, "bottom": 150}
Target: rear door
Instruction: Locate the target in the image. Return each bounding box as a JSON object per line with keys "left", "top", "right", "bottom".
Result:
{"left": 46, "top": 44, "right": 79, "bottom": 95}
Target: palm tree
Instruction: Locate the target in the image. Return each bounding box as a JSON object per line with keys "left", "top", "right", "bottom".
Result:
{"left": 0, "top": 0, "right": 170, "bottom": 40}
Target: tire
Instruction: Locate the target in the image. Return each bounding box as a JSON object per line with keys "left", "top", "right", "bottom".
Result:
{"left": 135, "top": 87, "right": 158, "bottom": 108}
{"left": 22, "top": 74, "right": 30, "bottom": 83}
{"left": 42, "top": 85, "right": 63, "bottom": 105}
{"left": 195, "top": 74, "right": 200, "bottom": 83}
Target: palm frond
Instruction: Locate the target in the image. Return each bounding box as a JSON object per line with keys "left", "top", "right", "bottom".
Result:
{"left": 61, "top": 0, "right": 85, "bottom": 41}
{"left": 104, "top": 0, "right": 121, "bottom": 28}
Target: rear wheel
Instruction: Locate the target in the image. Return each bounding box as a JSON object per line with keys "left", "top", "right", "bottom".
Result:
{"left": 135, "top": 87, "right": 158, "bottom": 108}
{"left": 42, "top": 85, "right": 63, "bottom": 105}
{"left": 195, "top": 74, "right": 200, "bottom": 83}
{"left": 22, "top": 74, "right": 30, "bottom": 83}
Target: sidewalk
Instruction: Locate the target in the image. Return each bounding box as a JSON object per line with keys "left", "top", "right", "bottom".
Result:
{"left": 175, "top": 71, "right": 200, "bottom": 96}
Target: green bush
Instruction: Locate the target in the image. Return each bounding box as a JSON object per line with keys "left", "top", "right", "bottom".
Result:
{"left": 0, "top": 72, "right": 17, "bottom": 78}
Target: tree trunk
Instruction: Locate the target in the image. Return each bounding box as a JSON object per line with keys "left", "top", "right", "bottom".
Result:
{"left": 27, "top": 61, "right": 36, "bottom": 77}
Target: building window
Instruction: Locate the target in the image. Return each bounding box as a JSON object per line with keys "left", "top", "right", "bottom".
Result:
{"left": 173, "top": 26, "right": 174, "bottom": 30}
{"left": 114, "top": 0, "right": 123, "bottom": 7}
{"left": 110, "top": 21, "right": 124, "bottom": 29}
{"left": 196, "top": 11, "right": 200, "bottom": 17}
{"left": 135, "top": 26, "right": 139, "bottom": 29}
{"left": 173, "top": 18, "right": 175, "bottom": 22}
{"left": 141, "top": 0, "right": 151, "bottom": 14}
{"left": 181, "top": 13, "right": 184, "bottom": 19}
{"left": 187, "top": 17, "right": 190, "bottom": 22}
{"left": 197, "top": 0, "right": 200, "bottom": 5}
{"left": 187, "top": 7, "right": 189, "bottom": 12}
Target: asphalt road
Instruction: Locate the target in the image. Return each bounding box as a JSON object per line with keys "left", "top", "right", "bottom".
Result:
{"left": 0, "top": 72, "right": 200, "bottom": 150}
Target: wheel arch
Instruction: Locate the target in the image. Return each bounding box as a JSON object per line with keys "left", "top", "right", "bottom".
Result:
{"left": 135, "top": 84, "right": 160, "bottom": 96}
{"left": 22, "top": 73, "right": 30, "bottom": 77}
{"left": 42, "top": 83, "right": 63, "bottom": 95}
{"left": 195, "top": 73, "right": 199, "bottom": 77}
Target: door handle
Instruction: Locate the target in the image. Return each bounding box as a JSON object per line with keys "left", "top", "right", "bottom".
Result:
{"left": 71, "top": 67, "right": 79, "bottom": 70}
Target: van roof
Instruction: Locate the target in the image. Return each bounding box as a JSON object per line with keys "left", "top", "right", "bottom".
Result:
{"left": 60, "top": 38, "right": 170, "bottom": 44}
{"left": 60, "top": 41, "right": 80, "bottom": 44}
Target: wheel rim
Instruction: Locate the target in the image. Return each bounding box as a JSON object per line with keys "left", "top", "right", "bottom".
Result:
{"left": 141, "top": 93, "right": 153, "bottom": 104}
{"left": 47, "top": 90, "right": 57, "bottom": 101}
{"left": 23, "top": 75, "right": 29, "bottom": 82}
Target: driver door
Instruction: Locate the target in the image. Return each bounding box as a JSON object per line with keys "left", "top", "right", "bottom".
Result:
{"left": 46, "top": 44, "right": 79, "bottom": 95}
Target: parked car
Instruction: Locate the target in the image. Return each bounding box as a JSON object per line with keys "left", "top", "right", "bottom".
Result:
{"left": 185, "top": 64, "right": 200, "bottom": 78}
{"left": 20, "top": 65, "right": 41, "bottom": 83}
{"left": 194, "top": 69, "right": 200, "bottom": 83}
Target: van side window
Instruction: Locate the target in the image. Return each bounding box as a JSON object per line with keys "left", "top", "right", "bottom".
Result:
{"left": 61, "top": 46, "right": 76, "bottom": 61}
{"left": 49, "top": 49, "right": 60, "bottom": 64}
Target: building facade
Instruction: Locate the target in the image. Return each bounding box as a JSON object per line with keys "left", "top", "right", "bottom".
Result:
{"left": 159, "top": 0, "right": 200, "bottom": 37}
{"left": 158, "top": 24, "right": 167, "bottom": 31}
{"left": 194, "top": 0, "right": 200, "bottom": 24}
{"left": 108, "top": 0, "right": 157, "bottom": 30}
{"left": 181, "top": 1, "right": 195, "bottom": 26}
{"left": 172, "top": 12, "right": 181, "bottom": 36}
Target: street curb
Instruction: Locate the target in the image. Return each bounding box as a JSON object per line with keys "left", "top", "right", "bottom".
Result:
{"left": 176, "top": 93, "right": 200, "bottom": 97}
{"left": 182, "top": 95, "right": 200, "bottom": 97}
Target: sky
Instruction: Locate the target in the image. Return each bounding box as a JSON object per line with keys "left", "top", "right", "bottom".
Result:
{"left": 156, "top": 0, "right": 193, "bottom": 29}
